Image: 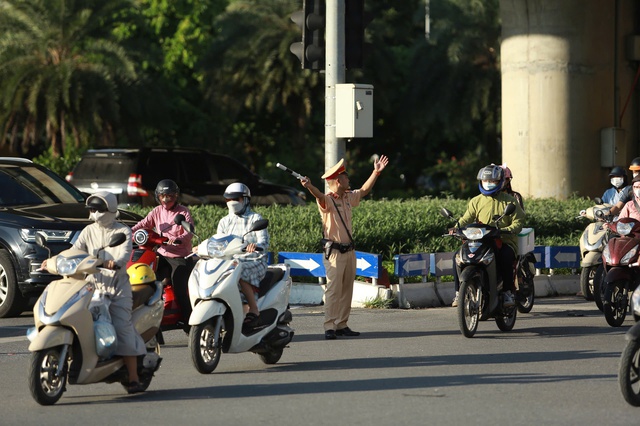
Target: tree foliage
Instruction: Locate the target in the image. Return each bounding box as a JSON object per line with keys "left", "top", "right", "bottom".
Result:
{"left": 1, "top": 0, "right": 502, "bottom": 198}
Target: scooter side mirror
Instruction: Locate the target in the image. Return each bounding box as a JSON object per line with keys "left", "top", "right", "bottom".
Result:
{"left": 174, "top": 214, "right": 186, "bottom": 225}
{"left": 504, "top": 203, "right": 516, "bottom": 216}
{"left": 108, "top": 233, "right": 127, "bottom": 247}
{"left": 35, "top": 232, "right": 51, "bottom": 259}
{"left": 593, "top": 197, "right": 603, "bottom": 205}
{"left": 439, "top": 207, "right": 453, "bottom": 219}
{"left": 249, "top": 219, "right": 269, "bottom": 233}
{"left": 35, "top": 232, "right": 47, "bottom": 248}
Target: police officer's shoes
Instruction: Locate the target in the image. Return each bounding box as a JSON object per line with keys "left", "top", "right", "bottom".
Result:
{"left": 336, "top": 327, "right": 360, "bottom": 337}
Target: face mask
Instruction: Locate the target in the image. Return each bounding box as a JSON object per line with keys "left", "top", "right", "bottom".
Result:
{"left": 227, "top": 200, "right": 244, "bottom": 215}
{"left": 90, "top": 211, "right": 115, "bottom": 227}
{"left": 611, "top": 177, "right": 624, "bottom": 188}
{"left": 634, "top": 189, "right": 640, "bottom": 199}
{"left": 634, "top": 172, "right": 639, "bottom": 179}
{"left": 482, "top": 182, "right": 498, "bottom": 191}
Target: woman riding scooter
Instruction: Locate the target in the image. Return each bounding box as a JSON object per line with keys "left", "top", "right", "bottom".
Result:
{"left": 132, "top": 179, "right": 195, "bottom": 330}
{"left": 214, "top": 182, "right": 269, "bottom": 327}
{"left": 41, "top": 191, "right": 147, "bottom": 394}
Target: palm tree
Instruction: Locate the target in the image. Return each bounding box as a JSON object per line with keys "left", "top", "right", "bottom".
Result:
{"left": 199, "top": 0, "right": 325, "bottom": 173}
{"left": 0, "top": 0, "right": 140, "bottom": 157}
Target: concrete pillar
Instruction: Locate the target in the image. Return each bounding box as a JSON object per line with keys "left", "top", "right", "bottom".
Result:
{"left": 500, "top": 0, "right": 637, "bottom": 199}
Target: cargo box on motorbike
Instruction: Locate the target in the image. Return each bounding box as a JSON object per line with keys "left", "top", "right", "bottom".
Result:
{"left": 517, "top": 228, "right": 535, "bottom": 255}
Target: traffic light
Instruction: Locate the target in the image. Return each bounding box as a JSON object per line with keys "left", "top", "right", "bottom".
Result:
{"left": 290, "top": 0, "right": 326, "bottom": 70}
{"left": 345, "top": 0, "right": 373, "bottom": 69}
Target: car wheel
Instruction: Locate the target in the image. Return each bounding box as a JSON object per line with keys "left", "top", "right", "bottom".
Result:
{"left": 0, "top": 250, "right": 28, "bottom": 318}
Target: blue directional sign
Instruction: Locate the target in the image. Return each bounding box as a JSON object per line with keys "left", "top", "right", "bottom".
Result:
{"left": 278, "top": 251, "right": 381, "bottom": 279}
{"left": 394, "top": 253, "right": 430, "bottom": 277}
{"left": 532, "top": 246, "right": 545, "bottom": 269}
{"left": 278, "top": 252, "right": 325, "bottom": 277}
{"left": 545, "top": 246, "right": 581, "bottom": 269}
{"left": 431, "top": 252, "right": 455, "bottom": 277}
{"left": 355, "top": 251, "right": 381, "bottom": 279}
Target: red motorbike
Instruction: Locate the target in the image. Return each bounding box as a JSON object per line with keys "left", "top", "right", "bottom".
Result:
{"left": 601, "top": 217, "right": 640, "bottom": 327}
{"left": 127, "top": 214, "right": 194, "bottom": 335}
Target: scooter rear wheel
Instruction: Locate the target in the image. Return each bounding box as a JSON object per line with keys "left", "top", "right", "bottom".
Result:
{"left": 458, "top": 279, "right": 480, "bottom": 338}
{"left": 189, "top": 316, "right": 223, "bottom": 374}
{"left": 259, "top": 348, "right": 283, "bottom": 364}
{"left": 516, "top": 260, "right": 535, "bottom": 314}
{"left": 619, "top": 338, "right": 640, "bottom": 406}
{"left": 28, "top": 347, "right": 68, "bottom": 406}
{"left": 496, "top": 306, "right": 517, "bottom": 331}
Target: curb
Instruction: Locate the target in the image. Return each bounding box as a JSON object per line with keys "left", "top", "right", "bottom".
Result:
{"left": 289, "top": 275, "right": 581, "bottom": 308}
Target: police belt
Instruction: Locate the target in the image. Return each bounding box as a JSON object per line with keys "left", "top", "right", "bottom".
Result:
{"left": 330, "top": 242, "right": 355, "bottom": 253}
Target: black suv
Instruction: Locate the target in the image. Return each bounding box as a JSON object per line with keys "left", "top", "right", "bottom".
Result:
{"left": 66, "top": 148, "right": 306, "bottom": 207}
{"left": 0, "top": 158, "right": 141, "bottom": 318}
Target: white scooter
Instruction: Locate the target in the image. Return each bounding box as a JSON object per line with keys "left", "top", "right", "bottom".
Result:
{"left": 188, "top": 219, "right": 294, "bottom": 374}
{"left": 27, "top": 233, "right": 164, "bottom": 405}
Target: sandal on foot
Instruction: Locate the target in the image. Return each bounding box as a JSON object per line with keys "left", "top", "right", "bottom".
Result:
{"left": 127, "top": 381, "right": 145, "bottom": 394}
{"left": 243, "top": 312, "right": 260, "bottom": 327}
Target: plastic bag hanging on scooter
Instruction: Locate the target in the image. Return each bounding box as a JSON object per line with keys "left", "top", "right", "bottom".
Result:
{"left": 89, "top": 291, "right": 118, "bottom": 360}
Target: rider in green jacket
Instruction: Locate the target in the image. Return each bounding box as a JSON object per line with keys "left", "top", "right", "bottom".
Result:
{"left": 452, "top": 164, "right": 526, "bottom": 307}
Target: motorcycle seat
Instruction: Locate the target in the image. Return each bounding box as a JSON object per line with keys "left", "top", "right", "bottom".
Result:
{"left": 131, "top": 283, "right": 156, "bottom": 310}
{"left": 257, "top": 267, "right": 286, "bottom": 298}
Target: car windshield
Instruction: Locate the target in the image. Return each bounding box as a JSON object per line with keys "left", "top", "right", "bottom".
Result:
{"left": 0, "top": 164, "right": 85, "bottom": 206}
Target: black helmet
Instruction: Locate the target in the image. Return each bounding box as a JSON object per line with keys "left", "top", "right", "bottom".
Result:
{"left": 609, "top": 166, "right": 626, "bottom": 177}
{"left": 154, "top": 179, "right": 180, "bottom": 203}
{"left": 85, "top": 191, "right": 117, "bottom": 213}
{"left": 85, "top": 196, "right": 108, "bottom": 213}
{"left": 630, "top": 157, "right": 640, "bottom": 172}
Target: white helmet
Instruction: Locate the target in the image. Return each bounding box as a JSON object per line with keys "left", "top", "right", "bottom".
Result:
{"left": 224, "top": 182, "right": 251, "bottom": 199}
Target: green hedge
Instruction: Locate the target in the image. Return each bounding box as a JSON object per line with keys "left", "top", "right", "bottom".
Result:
{"left": 126, "top": 195, "right": 594, "bottom": 263}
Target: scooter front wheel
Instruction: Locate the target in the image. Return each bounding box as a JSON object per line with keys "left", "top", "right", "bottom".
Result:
{"left": 619, "top": 338, "right": 640, "bottom": 406}
{"left": 604, "top": 281, "right": 628, "bottom": 327}
{"left": 458, "top": 279, "right": 481, "bottom": 338}
{"left": 189, "top": 316, "right": 224, "bottom": 374}
{"left": 593, "top": 265, "right": 606, "bottom": 312}
{"left": 28, "top": 347, "right": 68, "bottom": 406}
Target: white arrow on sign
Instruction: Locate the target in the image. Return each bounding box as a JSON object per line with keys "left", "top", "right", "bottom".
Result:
{"left": 436, "top": 257, "right": 453, "bottom": 270}
{"left": 286, "top": 258, "right": 321, "bottom": 271}
{"left": 403, "top": 260, "right": 427, "bottom": 273}
{"left": 554, "top": 252, "right": 578, "bottom": 263}
{"left": 356, "top": 257, "right": 372, "bottom": 271}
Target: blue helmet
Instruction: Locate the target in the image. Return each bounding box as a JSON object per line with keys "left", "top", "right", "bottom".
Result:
{"left": 477, "top": 165, "right": 505, "bottom": 196}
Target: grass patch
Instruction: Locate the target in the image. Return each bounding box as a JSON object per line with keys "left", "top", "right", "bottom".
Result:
{"left": 362, "top": 295, "right": 394, "bottom": 309}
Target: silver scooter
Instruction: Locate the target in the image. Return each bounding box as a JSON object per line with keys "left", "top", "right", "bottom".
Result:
{"left": 188, "top": 219, "right": 294, "bottom": 374}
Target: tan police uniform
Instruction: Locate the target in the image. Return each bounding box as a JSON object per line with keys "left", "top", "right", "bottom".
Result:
{"left": 317, "top": 159, "right": 361, "bottom": 331}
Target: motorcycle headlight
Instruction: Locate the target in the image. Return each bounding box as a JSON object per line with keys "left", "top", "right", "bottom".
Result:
{"left": 462, "top": 227, "right": 488, "bottom": 240}
{"left": 603, "top": 244, "right": 612, "bottom": 264}
{"left": 56, "top": 254, "right": 90, "bottom": 275}
{"left": 206, "top": 235, "right": 234, "bottom": 257}
{"left": 621, "top": 245, "right": 639, "bottom": 265}
{"left": 617, "top": 221, "right": 634, "bottom": 236}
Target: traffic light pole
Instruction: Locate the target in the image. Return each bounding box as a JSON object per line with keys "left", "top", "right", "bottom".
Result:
{"left": 324, "top": 0, "right": 346, "bottom": 190}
